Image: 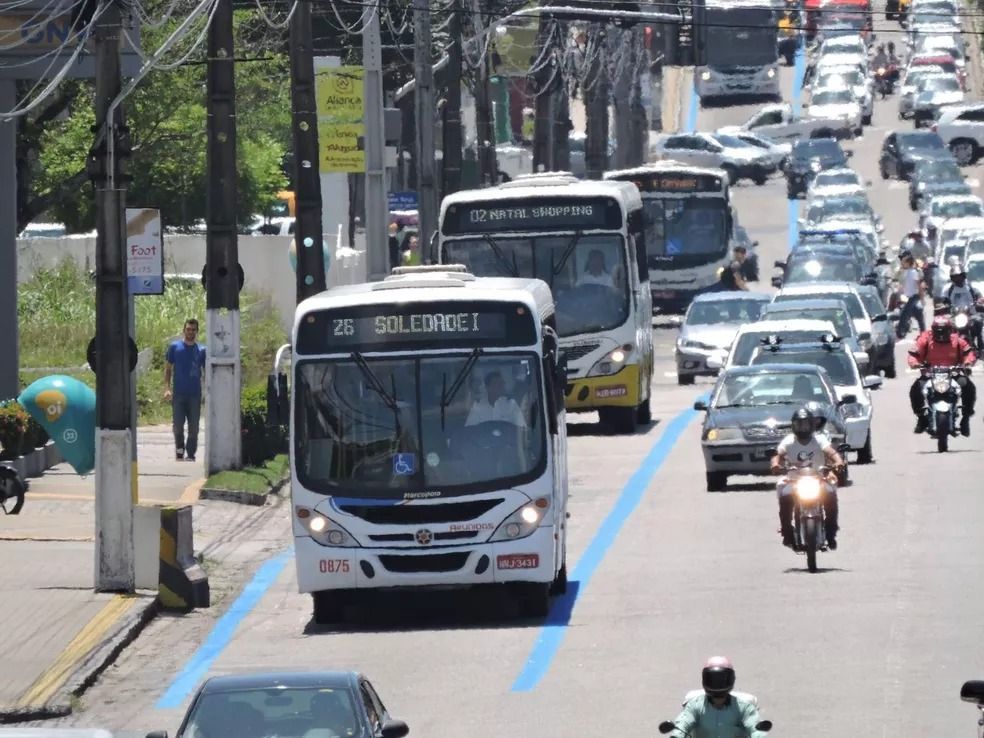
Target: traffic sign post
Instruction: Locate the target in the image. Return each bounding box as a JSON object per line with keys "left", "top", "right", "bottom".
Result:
{"left": 388, "top": 191, "right": 419, "bottom": 211}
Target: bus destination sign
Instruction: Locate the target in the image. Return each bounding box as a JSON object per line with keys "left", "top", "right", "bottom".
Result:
{"left": 442, "top": 196, "right": 623, "bottom": 235}
{"left": 297, "top": 301, "right": 538, "bottom": 353}
{"left": 630, "top": 174, "right": 723, "bottom": 193}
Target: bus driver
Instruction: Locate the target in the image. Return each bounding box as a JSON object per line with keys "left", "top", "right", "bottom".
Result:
{"left": 579, "top": 249, "right": 616, "bottom": 288}
{"left": 466, "top": 371, "right": 526, "bottom": 427}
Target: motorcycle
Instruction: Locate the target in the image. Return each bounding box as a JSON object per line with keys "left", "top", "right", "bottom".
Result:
{"left": 874, "top": 64, "right": 897, "bottom": 97}
{"left": 921, "top": 365, "right": 968, "bottom": 452}
{"left": 659, "top": 691, "right": 773, "bottom": 737}
{"left": 0, "top": 463, "right": 26, "bottom": 515}
{"left": 953, "top": 304, "right": 984, "bottom": 354}
{"left": 961, "top": 680, "right": 984, "bottom": 738}
{"left": 782, "top": 461, "right": 838, "bottom": 573}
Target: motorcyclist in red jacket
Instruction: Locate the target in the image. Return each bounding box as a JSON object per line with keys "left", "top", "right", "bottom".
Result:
{"left": 908, "top": 314, "right": 977, "bottom": 436}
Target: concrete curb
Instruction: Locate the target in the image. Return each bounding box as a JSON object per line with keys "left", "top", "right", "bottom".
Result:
{"left": 199, "top": 476, "right": 288, "bottom": 506}
{"left": 0, "top": 594, "right": 158, "bottom": 724}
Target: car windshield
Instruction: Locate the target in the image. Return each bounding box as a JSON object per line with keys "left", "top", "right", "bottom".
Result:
{"left": 731, "top": 330, "right": 831, "bottom": 365}
{"left": 812, "top": 89, "right": 855, "bottom": 105}
{"left": 921, "top": 76, "right": 960, "bottom": 91}
{"left": 761, "top": 307, "right": 853, "bottom": 337}
{"left": 792, "top": 140, "right": 846, "bottom": 163}
{"left": 968, "top": 260, "right": 984, "bottom": 282}
{"left": 715, "top": 134, "right": 753, "bottom": 149}
{"left": 443, "top": 234, "right": 628, "bottom": 337}
{"left": 787, "top": 257, "right": 862, "bottom": 283}
{"left": 917, "top": 161, "right": 962, "bottom": 181}
{"left": 815, "top": 170, "right": 860, "bottom": 187}
{"left": 751, "top": 350, "right": 857, "bottom": 386}
{"left": 713, "top": 371, "right": 829, "bottom": 407}
{"left": 898, "top": 133, "right": 946, "bottom": 151}
{"left": 818, "top": 71, "right": 863, "bottom": 87}
{"left": 966, "top": 239, "right": 984, "bottom": 256}
{"left": 807, "top": 198, "right": 872, "bottom": 222}
{"left": 935, "top": 201, "right": 983, "bottom": 218}
{"left": 857, "top": 290, "right": 886, "bottom": 318}
{"left": 686, "top": 298, "right": 766, "bottom": 325}
{"left": 294, "top": 354, "right": 545, "bottom": 498}
{"left": 775, "top": 290, "right": 865, "bottom": 319}
{"left": 182, "top": 687, "right": 361, "bottom": 738}
{"left": 942, "top": 244, "right": 965, "bottom": 262}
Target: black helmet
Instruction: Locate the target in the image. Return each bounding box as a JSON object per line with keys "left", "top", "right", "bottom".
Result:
{"left": 932, "top": 314, "right": 954, "bottom": 343}
{"left": 791, "top": 407, "right": 814, "bottom": 442}
{"left": 702, "top": 656, "right": 736, "bottom": 696}
{"left": 951, "top": 262, "right": 967, "bottom": 280}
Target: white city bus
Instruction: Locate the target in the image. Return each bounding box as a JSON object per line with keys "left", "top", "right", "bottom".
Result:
{"left": 606, "top": 162, "right": 749, "bottom": 314}
{"left": 437, "top": 175, "right": 654, "bottom": 433}
{"left": 277, "top": 266, "right": 569, "bottom": 623}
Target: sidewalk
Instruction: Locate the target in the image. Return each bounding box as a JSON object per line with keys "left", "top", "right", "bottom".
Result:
{"left": 0, "top": 425, "right": 203, "bottom": 722}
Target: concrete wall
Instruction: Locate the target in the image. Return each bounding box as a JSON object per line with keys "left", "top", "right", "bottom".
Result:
{"left": 16, "top": 232, "right": 368, "bottom": 333}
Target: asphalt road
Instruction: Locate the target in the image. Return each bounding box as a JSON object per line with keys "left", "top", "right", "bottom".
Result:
{"left": 31, "top": 47, "right": 984, "bottom": 738}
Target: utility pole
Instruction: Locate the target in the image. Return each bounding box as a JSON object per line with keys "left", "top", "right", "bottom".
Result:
{"left": 442, "top": 0, "right": 463, "bottom": 195}
{"left": 584, "top": 23, "right": 610, "bottom": 180}
{"left": 204, "top": 0, "right": 241, "bottom": 473}
{"left": 552, "top": 21, "right": 572, "bottom": 172}
{"left": 613, "top": 27, "right": 635, "bottom": 169}
{"left": 90, "top": 0, "right": 134, "bottom": 592}
{"left": 532, "top": 16, "right": 553, "bottom": 172}
{"left": 290, "top": 0, "right": 326, "bottom": 300}
{"left": 468, "top": 0, "right": 498, "bottom": 185}
{"left": 364, "top": 2, "right": 389, "bottom": 281}
{"left": 413, "top": 0, "right": 438, "bottom": 251}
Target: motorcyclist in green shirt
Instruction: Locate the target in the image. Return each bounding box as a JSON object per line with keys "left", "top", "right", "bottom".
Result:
{"left": 664, "top": 657, "right": 771, "bottom": 738}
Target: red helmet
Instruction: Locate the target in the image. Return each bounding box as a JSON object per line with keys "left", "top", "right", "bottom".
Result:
{"left": 932, "top": 315, "right": 953, "bottom": 343}
{"left": 702, "top": 656, "right": 736, "bottom": 695}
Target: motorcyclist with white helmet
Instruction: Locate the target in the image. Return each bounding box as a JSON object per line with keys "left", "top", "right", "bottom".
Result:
{"left": 665, "top": 658, "right": 770, "bottom": 738}
{"left": 943, "top": 263, "right": 984, "bottom": 350}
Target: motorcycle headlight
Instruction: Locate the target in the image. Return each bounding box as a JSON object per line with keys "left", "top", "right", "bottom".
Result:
{"left": 588, "top": 344, "right": 633, "bottom": 376}
{"left": 932, "top": 377, "right": 951, "bottom": 394}
{"left": 954, "top": 312, "right": 969, "bottom": 329}
{"left": 795, "top": 476, "right": 822, "bottom": 501}
{"left": 701, "top": 71, "right": 711, "bottom": 80}
{"left": 298, "top": 507, "right": 358, "bottom": 547}
{"left": 767, "top": 68, "right": 776, "bottom": 78}
{"left": 489, "top": 498, "right": 549, "bottom": 542}
{"left": 917, "top": 182, "right": 926, "bottom": 191}
{"left": 704, "top": 427, "right": 742, "bottom": 442}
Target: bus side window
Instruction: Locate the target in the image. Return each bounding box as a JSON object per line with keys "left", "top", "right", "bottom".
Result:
{"left": 542, "top": 329, "right": 563, "bottom": 435}
{"left": 629, "top": 210, "right": 648, "bottom": 282}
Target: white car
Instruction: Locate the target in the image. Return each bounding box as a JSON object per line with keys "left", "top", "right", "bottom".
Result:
{"left": 806, "top": 167, "right": 867, "bottom": 200}
{"left": 806, "top": 86, "right": 863, "bottom": 137}
{"left": 714, "top": 318, "right": 841, "bottom": 371}
{"left": 898, "top": 67, "right": 950, "bottom": 117}
{"left": 722, "top": 130, "right": 792, "bottom": 169}
{"left": 813, "top": 66, "right": 873, "bottom": 124}
{"left": 749, "top": 340, "right": 880, "bottom": 460}
{"left": 966, "top": 254, "right": 984, "bottom": 294}
{"left": 650, "top": 132, "right": 776, "bottom": 184}
{"left": 774, "top": 283, "right": 879, "bottom": 358}
{"left": 935, "top": 103, "right": 984, "bottom": 165}
{"left": 911, "top": 75, "right": 965, "bottom": 127}
{"left": 920, "top": 193, "right": 984, "bottom": 234}
{"left": 817, "top": 34, "right": 867, "bottom": 58}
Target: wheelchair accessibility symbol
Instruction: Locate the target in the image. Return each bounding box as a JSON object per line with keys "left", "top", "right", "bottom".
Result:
{"left": 393, "top": 453, "right": 416, "bottom": 476}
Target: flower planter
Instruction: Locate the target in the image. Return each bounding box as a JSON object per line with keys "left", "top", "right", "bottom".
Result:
{"left": 3, "top": 441, "right": 62, "bottom": 480}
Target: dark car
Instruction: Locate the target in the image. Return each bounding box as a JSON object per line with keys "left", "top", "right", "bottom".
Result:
{"left": 879, "top": 130, "right": 950, "bottom": 181}
{"left": 772, "top": 249, "right": 870, "bottom": 288}
{"left": 784, "top": 138, "right": 851, "bottom": 199}
{"left": 694, "top": 363, "right": 849, "bottom": 491}
{"left": 908, "top": 158, "right": 969, "bottom": 211}
{"left": 146, "top": 672, "right": 410, "bottom": 738}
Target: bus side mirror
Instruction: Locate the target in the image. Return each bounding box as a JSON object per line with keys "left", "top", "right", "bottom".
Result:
{"left": 267, "top": 373, "right": 289, "bottom": 426}
{"left": 429, "top": 232, "right": 440, "bottom": 264}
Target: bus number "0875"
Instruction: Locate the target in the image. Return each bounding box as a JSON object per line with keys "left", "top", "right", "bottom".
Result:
{"left": 319, "top": 559, "right": 350, "bottom": 573}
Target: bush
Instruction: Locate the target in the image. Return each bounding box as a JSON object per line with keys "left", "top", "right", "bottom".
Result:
{"left": 241, "top": 383, "right": 287, "bottom": 467}
{"left": 0, "top": 400, "right": 36, "bottom": 460}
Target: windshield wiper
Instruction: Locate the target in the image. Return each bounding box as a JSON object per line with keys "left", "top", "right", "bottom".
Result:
{"left": 440, "top": 348, "right": 482, "bottom": 430}
{"left": 351, "top": 352, "right": 402, "bottom": 433}
{"left": 481, "top": 234, "right": 519, "bottom": 277}
{"left": 552, "top": 230, "right": 583, "bottom": 277}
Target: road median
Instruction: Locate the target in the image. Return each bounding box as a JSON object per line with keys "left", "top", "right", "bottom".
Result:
{"left": 199, "top": 454, "right": 289, "bottom": 506}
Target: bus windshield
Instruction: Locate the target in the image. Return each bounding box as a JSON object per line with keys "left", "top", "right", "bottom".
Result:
{"left": 294, "top": 353, "right": 546, "bottom": 498}
{"left": 644, "top": 198, "right": 728, "bottom": 261}
{"left": 443, "top": 234, "right": 628, "bottom": 337}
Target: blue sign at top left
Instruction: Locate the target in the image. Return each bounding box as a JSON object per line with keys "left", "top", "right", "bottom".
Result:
{"left": 388, "top": 191, "right": 418, "bottom": 212}
{"left": 126, "top": 208, "right": 164, "bottom": 296}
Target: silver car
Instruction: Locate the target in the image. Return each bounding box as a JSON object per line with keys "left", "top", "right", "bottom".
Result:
{"left": 675, "top": 292, "right": 772, "bottom": 385}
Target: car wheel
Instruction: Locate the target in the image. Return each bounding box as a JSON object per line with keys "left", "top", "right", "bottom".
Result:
{"left": 862, "top": 114, "right": 872, "bottom": 126}
{"left": 706, "top": 471, "right": 728, "bottom": 492}
{"left": 721, "top": 165, "right": 737, "bottom": 184}
{"left": 950, "top": 139, "right": 977, "bottom": 166}
{"left": 753, "top": 172, "right": 768, "bottom": 186}
{"left": 678, "top": 373, "right": 696, "bottom": 386}
{"left": 880, "top": 163, "right": 889, "bottom": 180}
{"left": 856, "top": 432, "right": 874, "bottom": 464}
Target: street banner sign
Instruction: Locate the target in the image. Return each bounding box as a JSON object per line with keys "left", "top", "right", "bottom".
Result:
{"left": 125, "top": 208, "right": 163, "bottom": 295}
{"left": 315, "top": 65, "right": 365, "bottom": 173}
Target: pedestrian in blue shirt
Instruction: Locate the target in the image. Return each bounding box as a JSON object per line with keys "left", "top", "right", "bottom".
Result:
{"left": 164, "top": 319, "right": 206, "bottom": 461}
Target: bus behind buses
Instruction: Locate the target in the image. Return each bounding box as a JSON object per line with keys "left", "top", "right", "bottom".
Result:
{"left": 272, "top": 267, "right": 569, "bottom": 623}
{"left": 437, "top": 175, "right": 654, "bottom": 434}
{"left": 606, "top": 161, "right": 754, "bottom": 314}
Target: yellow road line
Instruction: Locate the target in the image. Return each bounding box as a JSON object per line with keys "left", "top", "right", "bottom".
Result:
{"left": 16, "top": 595, "right": 139, "bottom": 708}
{"left": 179, "top": 477, "right": 206, "bottom": 505}
{"left": 0, "top": 534, "right": 94, "bottom": 542}
{"left": 27, "top": 492, "right": 198, "bottom": 506}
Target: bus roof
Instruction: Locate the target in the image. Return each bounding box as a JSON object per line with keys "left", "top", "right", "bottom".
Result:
{"left": 295, "top": 268, "right": 556, "bottom": 327}
{"left": 441, "top": 177, "right": 642, "bottom": 213}
{"left": 605, "top": 160, "right": 728, "bottom": 180}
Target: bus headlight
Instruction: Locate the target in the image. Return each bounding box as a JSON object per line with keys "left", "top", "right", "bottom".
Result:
{"left": 490, "top": 498, "right": 549, "bottom": 542}
{"left": 701, "top": 71, "right": 711, "bottom": 80}
{"left": 588, "top": 344, "right": 633, "bottom": 377}
{"left": 297, "top": 506, "right": 357, "bottom": 547}
{"left": 767, "top": 68, "right": 776, "bottom": 78}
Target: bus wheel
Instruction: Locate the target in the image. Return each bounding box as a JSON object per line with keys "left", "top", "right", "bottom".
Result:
{"left": 517, "top": 582, "right": 551, "bottom": 618}
{"left": 600, "top": 406, "right": 637, "bottom": 434}
{"left": 636, "top": 395, "right": 652, "bottom": 425}
{"left": 313, "top": 591, "right": 347, "bottom": 625}
{"left": 550, "top": 559, "right": 568, "bottom": 595}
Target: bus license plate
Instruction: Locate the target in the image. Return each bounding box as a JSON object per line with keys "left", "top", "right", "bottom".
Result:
{"left": 497, "top": 553, "right": 539, "bottom": 570}
{"left": 653, "top": 290, "right": 676, "bottom": 299}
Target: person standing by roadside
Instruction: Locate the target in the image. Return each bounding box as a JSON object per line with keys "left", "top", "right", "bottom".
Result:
{"left": 896, "top": 251, "right": 926, "bottom": 339}
{"left": 163, "top": 319, "right": 206, "bottom": 461}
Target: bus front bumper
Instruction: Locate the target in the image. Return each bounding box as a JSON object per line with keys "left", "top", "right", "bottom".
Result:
{"left": 564, "top": 364, "right": 641, "bottom": 411}
{"left": 295, "top": 526, "right": 557, "bottom": 593}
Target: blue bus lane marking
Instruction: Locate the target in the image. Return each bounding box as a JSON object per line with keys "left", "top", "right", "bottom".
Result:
{"left": 511, "top": 397, "right": 708, "bottom": 692}
{"left": 686, "top": 75, "right": 698, "bottom": 132}
{"left": 156, "top": 548, "right": 294, "bottom": 709}
{"left": 788, "top": 45, "right": 807, "bottom": 250}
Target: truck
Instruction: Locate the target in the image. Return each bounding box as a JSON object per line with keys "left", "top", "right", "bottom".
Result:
{"left": 717, "top": 102, "right": 858, "bottom": 142}
{"left": 695, "top": 0, "right": 782, "bottom": 102}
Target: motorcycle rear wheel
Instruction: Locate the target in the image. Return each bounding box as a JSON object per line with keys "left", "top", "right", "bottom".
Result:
{"left": 803, "top": 517, "right": 819, "bottom": 572}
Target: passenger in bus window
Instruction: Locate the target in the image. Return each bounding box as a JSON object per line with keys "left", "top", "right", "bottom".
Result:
{"left": 465, "top": 371, "right": 525, "bottom": 427}
{"left": 579, "top": 249, "right": 615, "bottom": 288}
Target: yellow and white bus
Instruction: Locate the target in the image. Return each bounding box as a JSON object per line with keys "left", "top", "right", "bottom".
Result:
{"left": 438, "top": 175, "right": 654, "bottom": 433}
{"left": 275, "top": 266, "right": 569, "bottom": 623}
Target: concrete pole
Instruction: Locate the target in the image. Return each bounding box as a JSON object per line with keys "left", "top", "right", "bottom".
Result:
{"left": 413, "top": 0, "right": 438, "bottom": 250}
{"left": 584, "top": 24, "right": 610, "bottom": 180}
{"left": 0, "top": 81, "right": 17, "bottom": 401}
{"left": 441, "top": 1, "right": 463, "bottom": 196}
{"left": 613, "top": 28, "right": 634, "bottom": 170}
{"left": 467, "top": 0, "right": 498, "bottom": 185}
{"left": 204, "top": 0, "right": 241, "bottom": 473}
{"left": 364, "top": 3, "right": 389, "bottom": 282}
{"left": 93, "top": 1, "right": 134, "bottom": 592}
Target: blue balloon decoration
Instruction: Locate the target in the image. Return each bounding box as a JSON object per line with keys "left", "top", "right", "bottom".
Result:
{"left": 288, "top": 238, "right": 332, "bottom": 274}
{"left": 18, "top": 375, "right": 97, "bottom": 475}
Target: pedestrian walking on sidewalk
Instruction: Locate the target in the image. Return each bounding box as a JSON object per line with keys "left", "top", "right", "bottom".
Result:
{"left": 164, "top": 319, "right": 206, "bottom": 462}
